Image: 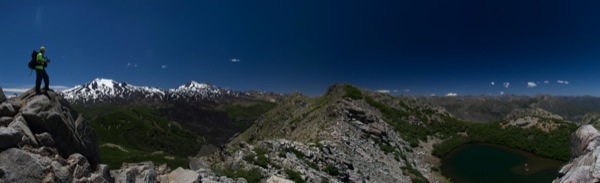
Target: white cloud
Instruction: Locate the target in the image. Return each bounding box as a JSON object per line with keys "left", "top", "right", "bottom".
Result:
{"left": 3, "top": 88, "right": 29, "bottom": 93}
{"left": 3, "top": 85, "right": 71, "bottom": 94}
{"left": 376, "top": 90, "right": 391, "bottom": 93}
{"left": 126, "top": 63, "right": 138, "bottom": 68}
{"left": 431, "top": 93, "right": 436, "bottom": 96}
{"left": 500, "top": 91, "right": 504, "bottom": 95}
{"left": 527, "top": 82, "right": 537, "bottom": 88}
{"left": 491, "top": 81, "right": 495, "bottom": 86}
{"left": 50, "top": 85, "right": 70, "bottom": 91}
{"left": 230, "top": 58, "right": 240, "bottom": 63}
{"left": 161, "top": 65, "right": 168, "bottom": 69}
{"left": 503, "top": 82, "right": 510, "bottom": 88}
{"left": 557, "top": 80, "right": 569, "bottom": 85}
{"left": 404, "top": 89, "right": 410, "bottom": 92}
{"left": 446, "top": 93, "right": 458, "bottom": 97}
{"left": 392, "top": 89, "right": 399, "bottom": 93}
{"left": 544, "top": 80, "right": 549, "bottom": 84}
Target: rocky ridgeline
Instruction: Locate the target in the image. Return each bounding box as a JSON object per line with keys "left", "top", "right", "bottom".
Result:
{"left": 0, "top": 88, "right": 243, "bottom": 183}
{"left": 198, "top": 85, "right": 438, "bottom": 182}
{"left": 554, "top": 125, "right": 600, "bottom": 183}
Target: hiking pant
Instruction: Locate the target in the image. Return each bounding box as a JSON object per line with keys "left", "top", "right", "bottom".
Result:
{"left": 35, "top": 69, "right": 49, "bottom": 94}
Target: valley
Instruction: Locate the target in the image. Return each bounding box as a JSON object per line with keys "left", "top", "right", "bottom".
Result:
{"left": 53, "top": 80, "right": 600, "bottom": 182}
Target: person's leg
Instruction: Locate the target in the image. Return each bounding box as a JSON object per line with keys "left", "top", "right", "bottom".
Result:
{"left": 43, "top": 70, "right": 50, "bottom": 91}
{"left": 35, "top": 69, "right": 43, "bottom": 94}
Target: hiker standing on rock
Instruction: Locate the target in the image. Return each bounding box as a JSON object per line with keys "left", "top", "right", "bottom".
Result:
{"left": 35, "top": 46, "right": 50, "bottom": 95}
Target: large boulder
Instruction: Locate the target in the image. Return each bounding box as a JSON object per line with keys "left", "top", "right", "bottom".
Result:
{"left": 166, "top": 167, "right": 200, "bottom": 183}
{"left": 0, "top": 103, "right": 16, "bottom": 117}
{"left": 0, "top": 148, "right": 51, "bottom": 183}
{"left": 554, "top": 125, "right": 600, "bottom": 183}
{"left": 9, "top": 115, "right": 39, "bottom": 147}
{"left": 21, "top": 93, "right": 99, "bottom": 167}
{"left": 0, "top": 127, "right": 22, "bottom": 149}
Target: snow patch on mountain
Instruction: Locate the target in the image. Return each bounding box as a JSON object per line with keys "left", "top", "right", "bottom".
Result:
{"left": 61, "top": 78, "right": 236, "bottom": 103}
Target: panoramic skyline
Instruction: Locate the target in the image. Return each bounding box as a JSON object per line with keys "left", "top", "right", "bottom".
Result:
{"left": 1, "top": 1, "right": 599, "bottom": 96}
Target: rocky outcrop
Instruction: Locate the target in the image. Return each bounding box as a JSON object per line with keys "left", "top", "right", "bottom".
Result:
{"left": 0, "top": 87, "right": 5, "bottom": 103}
{"left": 554, "top": 125, "right": 600, "bottom": 183}
{"left": 0, "top": 90, "right": 106, "bottom": 182}
{"left": 20, "top": 91, "right": 100, "bottom": 167}
{"left": 0, "top": 89, "right": 246, "bottom": 183}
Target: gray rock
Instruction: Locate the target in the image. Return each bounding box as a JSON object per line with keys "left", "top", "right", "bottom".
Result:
{"left": 9, "top": 116, "right": 39, "bottom": 147}
{"left": 0, "top": 148, "right": 49, "bottom": 182}
{"left": 220, "top": 176, "right": 235, "bottom": 183}
{"left": 69, "top": 153, "right": 92, "bottom": 179}
{"left": 167, "top": 167, "right": 200, "bottom": 183}
{"left": 266, "top": 175, "right": 294, "bottom": 183}
{"left": 90, "top": 164, "right": 114, "bottom": 183}
{"left": 0, "top": 103, "right": 16, "bottom": 117}
{"left": 52, "top": 160, "right": 73, "bottom": 183}
{"left": 22, "top": 94, "right": 100, "bottom": 167}
{"left": 0, "top": 116, "right": 13, "bottom": 127}
{"left": 36, "top": 132, "right": 56, "bottom": 147}
{"left": 237, "top": 177, "right": 248, "bottom": 183}
{"left": 554, "top": 125, "right": 600, "bottom": 183}
{"left": 0, "top": 127, "right": 23, "bottom": 149}
{"left": 111, "top": 162, "right": 158, "bottom": 183}
{"left": 0, "top": 87, "right": 5, "bottom": 103}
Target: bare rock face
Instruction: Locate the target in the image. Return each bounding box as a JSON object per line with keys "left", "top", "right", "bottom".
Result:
{"left": 21, "top": 92, "right": 100, "bottom": 167}
{"left": 0, "top": 127, "right": 23, "bottom": 149}
{"left": 0, "top": 148, "right": 49, "bottom": 182}
{"left": 0, "top": 103, "right": 17, "bottom": 117}
{"left": 554, "top": 125, "right": 600, "bottom": 183}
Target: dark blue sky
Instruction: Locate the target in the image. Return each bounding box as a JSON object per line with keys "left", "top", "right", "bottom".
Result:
{"left": 1, "top": 1, "right": 599, "bottom": 96}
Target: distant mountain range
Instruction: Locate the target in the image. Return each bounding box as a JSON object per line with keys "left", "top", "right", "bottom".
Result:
{"left": 61, "top": 78, "right": 283, "bottom": 104}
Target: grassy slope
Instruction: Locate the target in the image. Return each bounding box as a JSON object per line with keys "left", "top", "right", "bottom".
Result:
{"left": 75, "top": 104, "right": 204, "bottom": 170}
{"left": 75, "top": 101, "right": 276, "bottom": 170}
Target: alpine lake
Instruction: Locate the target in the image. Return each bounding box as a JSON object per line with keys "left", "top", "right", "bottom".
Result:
{"left": 441, "top": 143, "right": 566, "bottom": 183}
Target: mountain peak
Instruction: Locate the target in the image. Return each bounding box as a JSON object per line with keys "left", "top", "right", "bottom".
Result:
{"left": 91, "top": 78, "right": 118, "bottom": 85}
{"left": 182, "top": 81, "right": 211, "bottom": 89}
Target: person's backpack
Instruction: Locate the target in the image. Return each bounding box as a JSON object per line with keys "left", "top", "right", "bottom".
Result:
{"left": 28, "top": 50, "right": 38, "bottom": 70}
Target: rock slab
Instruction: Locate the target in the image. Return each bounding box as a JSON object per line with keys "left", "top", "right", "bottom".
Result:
{"left": 554, "top": 125, "right": 600, "bottom": 183}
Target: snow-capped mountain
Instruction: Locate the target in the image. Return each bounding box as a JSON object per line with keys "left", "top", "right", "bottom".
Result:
{"left": 168, "top": 81, "right": 237, "bottom": 100}
{"left": 61, "top": 78, "right": 241, "bottom": 103}
{"left": 62, "top": 78, "right": 165, "bottom": 103}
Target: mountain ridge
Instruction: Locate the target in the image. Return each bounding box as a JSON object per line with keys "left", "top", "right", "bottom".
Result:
{"left": 62, "top": 78, "right": 284, "bottom": 104}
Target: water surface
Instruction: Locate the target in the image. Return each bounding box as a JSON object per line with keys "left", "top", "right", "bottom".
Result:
{"left": 442, "top": 143, "right": 565, "bottom": 183}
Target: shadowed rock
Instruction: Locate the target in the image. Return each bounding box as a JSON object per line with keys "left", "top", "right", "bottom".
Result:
{"left": 0, "top": 117, "right": 12, "bottom": 127}
{"left": 0, "top": 103, "right": 16, "bottom": 117}
{"left": 0, "top": 127, "right": 22, "bottom": 149}
{"left": 21, "top": 91, "right": 99, "bottom": 167}
{"left": 0, "top": 88, "right": 5, "bottom": 103}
